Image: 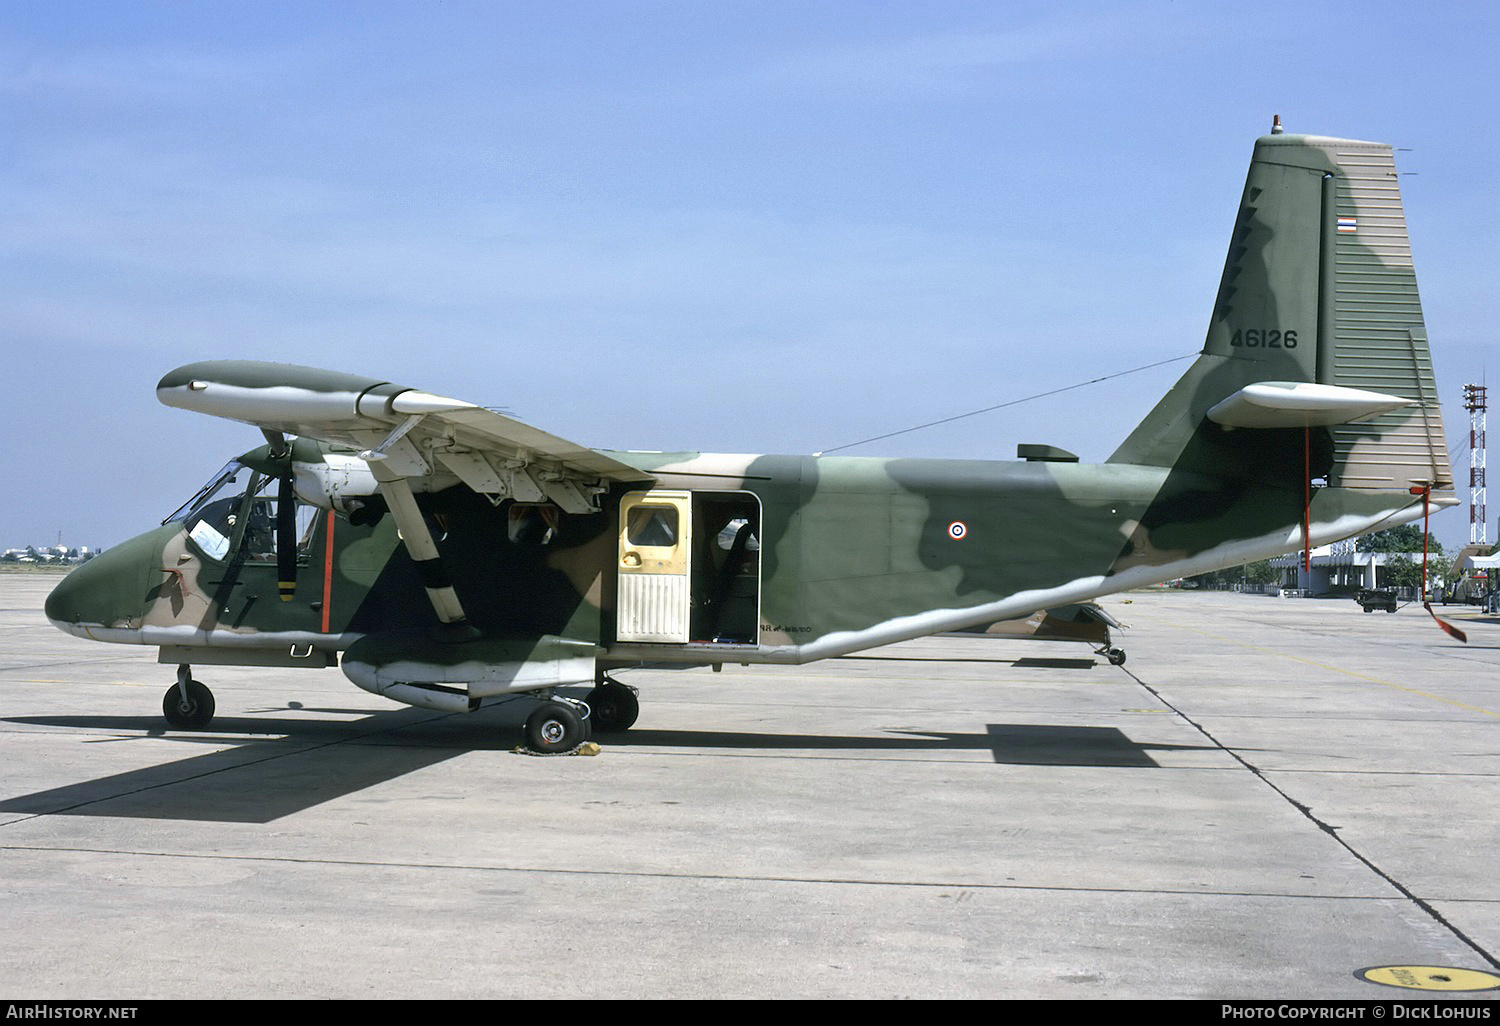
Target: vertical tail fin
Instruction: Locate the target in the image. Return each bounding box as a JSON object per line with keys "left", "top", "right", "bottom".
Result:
{"left": 1111, "top": 127, "right": 1452, "bottom": 497}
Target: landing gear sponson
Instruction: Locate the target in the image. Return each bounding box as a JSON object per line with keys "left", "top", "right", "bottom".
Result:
{"left": 160, "top": 664, "right": 642, "bottom": 753}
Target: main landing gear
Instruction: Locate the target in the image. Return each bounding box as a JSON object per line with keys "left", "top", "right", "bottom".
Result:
{"left": 586, "top": 676, "right": 639, "bottom": 733}
{"left": 521, "top": 677, "right": 639, "bottom": 753}
{"left": 163, "top": 664, "right": 215, "bottom": 729}
{"left": 524, "top": 699, "right": 589, "bottom": 753}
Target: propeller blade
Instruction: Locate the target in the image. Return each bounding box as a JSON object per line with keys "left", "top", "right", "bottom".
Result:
{"left": 277, "top": 468, "right": 297, "bottom": 601}
{"left": 1423, "top": 602, "right": 1468, "bottom": 643}
{"left": 1409, "top": 484, "right": 1466, "bottom": 643}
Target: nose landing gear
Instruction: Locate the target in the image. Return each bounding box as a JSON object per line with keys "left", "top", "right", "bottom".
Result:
{"left": 163, "top": 664, "right": 215, "bottom": 729}
{"left": 1096, "top": 645, "right": 1127, "bottom": 666}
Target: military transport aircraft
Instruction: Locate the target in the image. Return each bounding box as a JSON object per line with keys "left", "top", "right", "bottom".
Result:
{"left": 45, "top": 124, "right": 1455, "bottom": 752}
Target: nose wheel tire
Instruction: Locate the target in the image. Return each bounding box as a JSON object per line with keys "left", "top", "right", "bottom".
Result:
{"left": 524, "top": 702, "right": 588, "bottom": 753}
{"left": 163, "top": 679, "right": 216, "bottom": 729}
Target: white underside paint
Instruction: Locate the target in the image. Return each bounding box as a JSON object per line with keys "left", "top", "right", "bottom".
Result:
{"left": 341, "top": 653, "right": 598, "bottom": 699}
{"left": 158, "top": 383, "right": 369, "bottom": 427}
{"left": 46, "top": 621, "right": 359, "bottom": 650}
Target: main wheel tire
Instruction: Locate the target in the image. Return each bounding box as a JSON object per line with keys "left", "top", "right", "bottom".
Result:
{"left": 162, "top": 679, "right": 215, "bottom": 729}
{"left": 587, "top": 682, "right": 640, "bottom": 733}
{"left": 525, "top": 702, "right": 586, "bottom": 753}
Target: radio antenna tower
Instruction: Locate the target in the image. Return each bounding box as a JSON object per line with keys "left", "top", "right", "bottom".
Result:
{"left": 1463, "top": 384, "right": 1488, "bottom": 545}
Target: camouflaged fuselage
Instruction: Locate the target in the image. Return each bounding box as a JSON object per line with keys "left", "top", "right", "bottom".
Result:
{"left": 47, "top": 444, "right": 1439, "bottom": 671}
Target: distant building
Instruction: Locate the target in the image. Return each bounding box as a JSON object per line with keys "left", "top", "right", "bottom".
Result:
{"left": 1, "top": 545, "right": 102, "bottom": 565}
{"left": 1269, "top": 540, "right": 1397, "bottom": 593}
{"left": 1453, "top": 547, "right": 1498, "bottom": 605}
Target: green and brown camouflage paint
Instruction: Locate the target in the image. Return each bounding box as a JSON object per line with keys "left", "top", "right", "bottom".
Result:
{"left": 46, "top": 129, "right": 1455, "bottom": 712}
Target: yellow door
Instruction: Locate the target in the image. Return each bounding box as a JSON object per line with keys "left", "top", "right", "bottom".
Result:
{"left": 616, "top": 491, "right": 692, "bottom": 643}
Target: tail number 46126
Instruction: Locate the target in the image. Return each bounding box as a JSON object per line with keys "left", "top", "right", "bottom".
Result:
{"left": 1231, "top": 328, "right": 1298, "bottom": 348}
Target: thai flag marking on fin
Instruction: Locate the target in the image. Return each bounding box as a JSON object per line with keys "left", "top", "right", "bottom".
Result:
{"left": 1336, "top": 216, "right": 1358, "bottom": 233}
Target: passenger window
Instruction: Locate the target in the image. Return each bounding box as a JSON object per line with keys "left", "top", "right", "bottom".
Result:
{"left": 627, "top": 505, "right": 678, "bottom": 547}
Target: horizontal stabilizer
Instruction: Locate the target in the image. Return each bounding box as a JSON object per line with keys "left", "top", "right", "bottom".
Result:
{"left": 1205, "top": 381, "right": 1413, "bottom": 429}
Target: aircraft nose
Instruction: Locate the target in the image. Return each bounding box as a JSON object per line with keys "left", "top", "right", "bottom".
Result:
{"left": 43, "top": 566, "right": 88, "bottom": 626}
{"left": 44, "top": 526, "right": 167, "bottom": 634}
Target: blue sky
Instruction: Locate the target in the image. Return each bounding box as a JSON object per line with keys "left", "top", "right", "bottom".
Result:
{"left": 3, "top": 1, "right": 1496, "bottom": 552}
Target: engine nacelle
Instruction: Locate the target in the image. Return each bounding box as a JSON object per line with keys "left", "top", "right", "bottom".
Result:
{"left": 292, "top": 453, "right": 380, "bottom": 513}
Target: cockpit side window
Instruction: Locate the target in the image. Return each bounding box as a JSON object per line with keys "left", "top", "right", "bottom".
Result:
{"left": 241, "top": 475, "right": 318, "bottom": 565}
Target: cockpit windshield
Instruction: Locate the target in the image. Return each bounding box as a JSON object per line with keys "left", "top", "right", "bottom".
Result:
{"left": 163, "top": 461, "right": 246, "bottom": 527}
{"left": 164, "top": 460, "right": 318, "bottom": 565}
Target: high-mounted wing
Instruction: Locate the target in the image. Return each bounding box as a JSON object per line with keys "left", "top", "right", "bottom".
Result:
{"left": 160, "top": 360, "right": 652, "bottom": 633}
{"left": 157, "top": 360, "right": 651, "bottom": 512}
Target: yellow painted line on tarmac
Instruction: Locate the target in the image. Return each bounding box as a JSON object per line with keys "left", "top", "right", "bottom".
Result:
{"left": 0, "top": 677, "right": 157, "bottom": 688}
{"left": 1156, "top": 620, "right": 1500, "bottom": 719}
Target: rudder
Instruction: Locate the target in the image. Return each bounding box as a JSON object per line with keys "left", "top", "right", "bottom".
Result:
{"left": 1111, "top": 126, "right": 1452, "bottom": 498}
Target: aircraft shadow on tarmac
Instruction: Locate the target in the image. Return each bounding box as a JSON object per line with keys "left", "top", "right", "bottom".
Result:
{"left": 839, "top": 655, "right": 1103, "bottom": 668}
{"left": 0, "top": 712, "right": 1216, "bottom": 824}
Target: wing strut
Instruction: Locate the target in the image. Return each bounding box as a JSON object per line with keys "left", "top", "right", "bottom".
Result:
{"left": 373, "top": 466, "right": 475, "bottom": 636}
